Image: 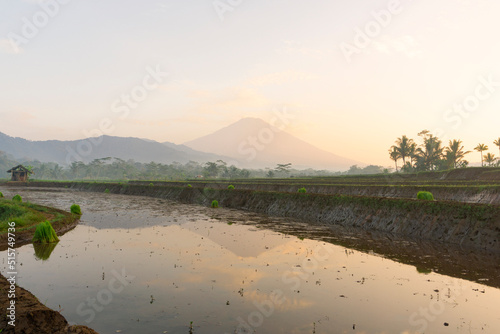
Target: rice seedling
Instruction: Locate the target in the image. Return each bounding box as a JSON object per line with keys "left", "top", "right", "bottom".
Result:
{"left": 32, "top": 221, "right": 59, "bottom": 243}
{"left": 70, "top": 204, "right": 82, "bottom": 215}
{"left": 417, "top": 191, "right": 434, "bottom": 201}
{"left": 12, "top": 194, "right": 22, "bottom": 202}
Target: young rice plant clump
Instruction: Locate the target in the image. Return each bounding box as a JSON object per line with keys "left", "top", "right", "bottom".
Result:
{"left": 417, "top": 191, "right": 435, "bottom": 201}
{"left": 32, "top": 221, "right": 59, "bottom": 243}
{"left": 70, "top": 204, "right": 82, "bottom": 215}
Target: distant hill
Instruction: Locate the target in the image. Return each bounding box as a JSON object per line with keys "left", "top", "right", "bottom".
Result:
{"left": 0, "top": 132, "right": 230, "bottom": 166}
{"left": 184, "top": 117, "right": 361, "bottom": 171}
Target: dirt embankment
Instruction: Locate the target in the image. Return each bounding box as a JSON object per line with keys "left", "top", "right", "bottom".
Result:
{"left": 0, "top": 275, "right": 98, "bottom": 334}
{"left": 132, "top": 181, "right": 500, "bottom": 205}
{"left": 0, "top": 201, "right": 97, "bottom": 333}
{"left": 20, "top": 182, "right": 498, "bottom": 252}
{"left": 126, "top": 167, "right": 500, "bottom": 204}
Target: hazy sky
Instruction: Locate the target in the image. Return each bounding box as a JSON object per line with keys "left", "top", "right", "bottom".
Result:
{"left": 1, "top": 0, "right": 499, "bottom": 166}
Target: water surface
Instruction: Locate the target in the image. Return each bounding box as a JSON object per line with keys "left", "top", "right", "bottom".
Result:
{"left": 1, "top": 187, "right": 499, "bottom": 333}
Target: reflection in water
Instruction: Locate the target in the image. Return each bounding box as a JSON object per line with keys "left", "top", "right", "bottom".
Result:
{"left": 33, "top": 242, "right": 59, "bottom": 261}
{"left": 0, "top": 187, "right": 499, "bottom": 333}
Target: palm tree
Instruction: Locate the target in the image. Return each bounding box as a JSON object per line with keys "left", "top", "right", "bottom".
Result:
{"left": 389, "top": 146, "right": 401, "bottom": 172}
{"left": 416, "top": 135, "right": 444, "bottom": 171}
{"left": 494, "top": 138, "right": 500, "bottom": 159}
{"left": 484, "top": 153, "right": 497, "bottom": 166}
{"left": 393, "top": 135, "right": 415, "bottom": 167}
{"left": 445, "top": 140, "right": 470, "bottom": 168}
{"left": 474, "top": 144, "right": 488, "bottom": 167}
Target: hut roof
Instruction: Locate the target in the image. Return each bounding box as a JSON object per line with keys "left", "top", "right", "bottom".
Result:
{"left": 7, "top": 165, "right": 34, "bottom": 174}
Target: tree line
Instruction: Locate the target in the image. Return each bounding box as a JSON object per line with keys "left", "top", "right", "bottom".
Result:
{"left": 389, "top": 131, "right": 500, "bottom": 172}
{"left": 0, "top": 154, "right": 343, "bottom": 181}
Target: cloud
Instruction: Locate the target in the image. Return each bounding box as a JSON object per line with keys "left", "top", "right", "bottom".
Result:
{"left": 0, "top": 38, "right": 22, "bottom": 54}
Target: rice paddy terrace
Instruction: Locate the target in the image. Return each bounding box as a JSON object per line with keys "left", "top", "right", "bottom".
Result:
{"left": 130, "top": 167, "right": 500, "bottom": 205}
{"left": 6, "top": 167, "right": 500, "bottom": 252}
{"left": 1, "top": 168, "right": 500, "bottom": 333}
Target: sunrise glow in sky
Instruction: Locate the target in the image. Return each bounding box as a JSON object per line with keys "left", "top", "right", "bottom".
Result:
{"left": 1, "top": 0, "right": 499, "bottom": 166}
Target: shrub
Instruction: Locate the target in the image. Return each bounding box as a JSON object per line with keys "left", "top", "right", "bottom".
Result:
{"left": 0, "top": 192, "right": 3, "bottom": 197}
{"left": 70, "top": 204, "right": 82, "bottom": 215}
{"left": 104, "top": 189, "right": 110, "bottom": 194}
{"left": 32, "top": 221, "right": 59, "bottom": 243}
{"left": 417, "top": 191, "right": 434, "bottom": 201}
{"left": 297, "top": 187, "right": 307, "bottom": 193}
{"left": 227, "top": 185, "right": 235, "bottom": 190}
{"left": 12, "top": 194, "right": 22, "bottom": 202}
{"left": 149, "top": 183, "right": 154, "bottom": 186}
{"left": 211, "top": 200, "right": 219, "bottom": 208}
{"left": 187, "top": 184, "right": 192, "bottom": 188}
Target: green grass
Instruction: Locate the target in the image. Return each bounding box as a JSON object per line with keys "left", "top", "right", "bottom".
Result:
{"left": 227, "top": 185, "right": 235, "bottom": 190}
{"left": 417, "top": 191, "right": 435, "bottom": 201}
{"left": 211, "top": 200, "right": 219, "bottom": 208}
{"left": 0, "top": 199, "right": 46, "bottom": 231}
{"left": 0, "top": 199, "right": 77, "bottom": 235}
{"left": 187, "top": 184, "right": 192, "bottom": 187}
{"left": 70, "top": 204, "right": 82, "bottom": 215}
{"left": 32, "top": 221, "right": 59, "bottom": 243}
{"left": 12, "top": 194, "right": 22, "bottom": 202}
{"left": 104, "top": 188, "right": 110, "bottom": 193}
{"left": 297, "top": 187, "right": 307, "bottom": 193}
{"left": 149, "top": 183, "right": 154, "bottom": 186}
{"left": 0, "top": 192, "right": 3, "bottom": 198}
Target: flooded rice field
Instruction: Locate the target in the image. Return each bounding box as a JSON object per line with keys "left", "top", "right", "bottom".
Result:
{"left": 1, "top": 187, "right": 500, "bottom": 333}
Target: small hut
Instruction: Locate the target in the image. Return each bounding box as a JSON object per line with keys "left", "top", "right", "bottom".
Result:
{"left": 7, "top": 165, "right": 33, "bottom": 182}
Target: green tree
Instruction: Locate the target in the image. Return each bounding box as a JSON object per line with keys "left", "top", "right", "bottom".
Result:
{"left": 393, "top": 135, "right": 415, "bottom": 166}
{"left": 445, "top": 139, "right": 470, "bottom": 169}
{"left": 484, "top": 153, "right": 497, "bottom": 166}
{"left": 416, "top": 134, "right": 444, "bottom": 171}
{"left": 203, "top": 162, "right": 219, "bottom": 178}
{"left": 275, "top": 163, "right": 292, "bottom": 175}
{"left": 494, "top": 138, "right": 500, "bottom": 159}
{"left": 389, "top": 147, "right": 401, "bottom": 172}
{"left": 474, "top": 144, "right": 488, "bottom": 167}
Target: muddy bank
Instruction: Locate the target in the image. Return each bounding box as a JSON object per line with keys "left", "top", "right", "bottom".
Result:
{"left": 0, "top": 201, "right": 97, "bottom": 333}
{"left": 13, "top": 182, "right": 499, "bottom": 252}
{"left": 0, "top": 275, "right": 98, "bottom": 334}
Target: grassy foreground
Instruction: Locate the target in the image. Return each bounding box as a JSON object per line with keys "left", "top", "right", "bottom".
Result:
{"left": 0, "top": 198, "right": 80, "bottom": 249}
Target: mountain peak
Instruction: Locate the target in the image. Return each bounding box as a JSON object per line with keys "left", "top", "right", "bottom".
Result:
{"left": 184, "top": 118, "right": 360, "bottom": 170}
